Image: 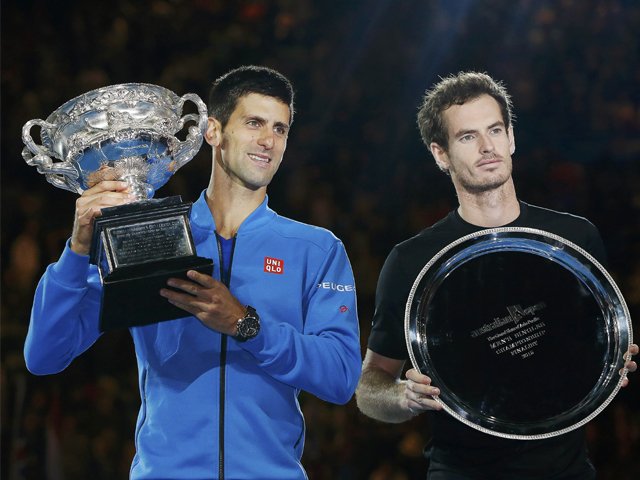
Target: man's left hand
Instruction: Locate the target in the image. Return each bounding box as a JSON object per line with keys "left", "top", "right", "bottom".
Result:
{"left": 160, "top": 270, "right": 246, "bottom": 336}
{"left": 621, "top": 343, "right": 639, "bottom": 388}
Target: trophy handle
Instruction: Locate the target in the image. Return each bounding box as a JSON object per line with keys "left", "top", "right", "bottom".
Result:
{"left": 22, "top": 119, "right": 82, "bottom": 194}
{"left": 173, "top": 93, "right": 208, "bottom": 168}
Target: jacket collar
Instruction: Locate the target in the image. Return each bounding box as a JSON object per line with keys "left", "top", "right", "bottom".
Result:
{"left": 190, "top": 190, "right": 276, "bottom": 243}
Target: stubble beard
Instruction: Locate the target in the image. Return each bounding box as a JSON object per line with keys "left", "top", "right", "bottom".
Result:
{"left": 454, "top": 162, "right": 512, "bottom": 195}
{"left": 460, "top": 174, "right": 509, "bottom": 194}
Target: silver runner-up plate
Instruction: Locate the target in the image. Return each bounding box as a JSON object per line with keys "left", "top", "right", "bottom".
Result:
{"left": 405, "top": 227, "right": 632, "bottom": 440}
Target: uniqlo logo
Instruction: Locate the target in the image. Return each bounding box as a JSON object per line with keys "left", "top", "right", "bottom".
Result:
{"left": 264, "top": 257, "right": 284, "bottom": 274}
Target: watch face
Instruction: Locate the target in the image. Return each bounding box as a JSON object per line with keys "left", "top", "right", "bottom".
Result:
{"left": 237, "top": 313, "right": 260, "bottom": 340}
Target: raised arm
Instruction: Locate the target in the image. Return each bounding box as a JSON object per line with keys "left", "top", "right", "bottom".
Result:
{"left": 24, "top": 180, "right": 133, "bottom": 374}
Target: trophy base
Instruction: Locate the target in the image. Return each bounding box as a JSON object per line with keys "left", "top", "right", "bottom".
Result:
{"left": 100, "top": 255, "right": 214, "bottom": 331}
{"left": 90, "top": 195, "right": 215, "bottom": 331}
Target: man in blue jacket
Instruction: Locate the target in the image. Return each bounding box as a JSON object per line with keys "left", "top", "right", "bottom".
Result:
{"left": 25, "top": 66, "right": 362, "bottom": 479}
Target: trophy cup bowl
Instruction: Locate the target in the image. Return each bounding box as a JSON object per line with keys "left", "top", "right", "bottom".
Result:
{"left": 405, "top": 227, "right": 632, "bottom": 439}
{"left": 22, "top": 83, "right": 214, "bottom": 331}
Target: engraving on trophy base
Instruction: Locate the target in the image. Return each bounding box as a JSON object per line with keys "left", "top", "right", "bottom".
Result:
{"left": 106, "top": 216, "right": 193, "bottom": 268}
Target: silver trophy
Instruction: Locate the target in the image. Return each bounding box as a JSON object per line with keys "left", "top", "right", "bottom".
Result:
{"left": 22, "top": 83, "right": 214, "bottom": 331}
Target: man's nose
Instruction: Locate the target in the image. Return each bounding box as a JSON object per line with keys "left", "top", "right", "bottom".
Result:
{"left": 257, "top": 128, "right": 274, "bottom": 149}
{"left": 479, "top": 134, "right": 495, "bottom": 153}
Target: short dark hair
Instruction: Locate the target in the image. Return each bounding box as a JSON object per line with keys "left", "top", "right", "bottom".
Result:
{"left": 207, "top": 65, "right": 295, "bottom": 127}
{"left": 416, "top": 71, "right": 514, "bottom": 154}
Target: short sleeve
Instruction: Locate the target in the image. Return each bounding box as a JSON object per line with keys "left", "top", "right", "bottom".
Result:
{"left": 367, "top": 246, "right": 412, "bottom": 360}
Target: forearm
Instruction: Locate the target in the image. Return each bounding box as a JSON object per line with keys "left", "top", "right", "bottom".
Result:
{"left": 240, "top": 319, "right": 361, "bottom": 404}
{"left": 24, "top": 245, "right": 102, "bottom": 374}
{"left": 356, "top": 366, "right": 414, "bottom": 423}
{"left": 240, "top": 240, "right": 362, "bottom": 403}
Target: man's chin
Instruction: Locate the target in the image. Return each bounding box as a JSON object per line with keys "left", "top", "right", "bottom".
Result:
{"left": 459, "top": 176, "right": 511, "bottom": 194}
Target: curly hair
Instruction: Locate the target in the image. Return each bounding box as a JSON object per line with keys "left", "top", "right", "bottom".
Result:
{"left": 417, "top": 71, "right": 514, "bottom": 155}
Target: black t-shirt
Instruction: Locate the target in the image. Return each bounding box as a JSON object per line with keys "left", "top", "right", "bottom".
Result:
{"left": 368, "top": 201, "right": 607, "bottom": 479}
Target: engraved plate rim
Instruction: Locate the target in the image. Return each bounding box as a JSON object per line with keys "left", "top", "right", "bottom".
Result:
{"left": 404, "top": 226, "right": 633, "bottom": 440}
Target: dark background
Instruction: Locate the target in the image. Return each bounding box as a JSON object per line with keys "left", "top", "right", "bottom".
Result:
{"left": 2, "top": 0, "right": 639, "bottom": 478}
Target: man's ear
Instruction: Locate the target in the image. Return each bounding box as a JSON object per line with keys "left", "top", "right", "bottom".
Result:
{"left": 205, "top": 117, "right": 222, "bottom": 147}
{"left": 508, "top": 125, "right": 516, "bottom": 155}
{"left": 430, "top": 142, "right": 450, "bottom": 173}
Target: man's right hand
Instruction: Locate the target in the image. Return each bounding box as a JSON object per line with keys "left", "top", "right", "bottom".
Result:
{"left": 70, "top": 180, "right": 134, "bottom": 255}
{"left": 356, "top": 349, "right": 442, "bottom": 423}
{"left": 404, "top": 368, "right": 441, "bottom": 415}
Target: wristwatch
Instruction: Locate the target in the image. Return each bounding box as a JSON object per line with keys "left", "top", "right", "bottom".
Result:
{"left": 235, "top": 305, "right": 260, "bottom": 341}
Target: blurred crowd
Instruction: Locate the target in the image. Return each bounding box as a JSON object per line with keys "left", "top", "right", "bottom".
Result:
{"left": 2, "top": 0, "right": 639, "bottom": 478}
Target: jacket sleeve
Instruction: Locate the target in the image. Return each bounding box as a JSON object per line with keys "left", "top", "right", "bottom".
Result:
{"left": 239, "top": 240, "right": 362, "bottom": 405}
{"left": 24, "top": 242, "right": 103, "bottom": 375}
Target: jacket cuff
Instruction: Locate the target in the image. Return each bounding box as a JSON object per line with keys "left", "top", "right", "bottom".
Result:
{"left": 49, "top": 239, "right": 92, "bottom": 288}
{"left": 237, "top": 317, "right": 269, "bottom": 355}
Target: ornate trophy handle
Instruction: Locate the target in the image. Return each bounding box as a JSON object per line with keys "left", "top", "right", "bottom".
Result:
{"left": 22, "top": 119, "right": 82, "bottom": 193}
{"left": 173, "top": 93, "right": 208, "bottom": 168}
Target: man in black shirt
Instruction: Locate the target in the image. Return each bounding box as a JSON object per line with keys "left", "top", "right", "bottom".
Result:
{"left": 355, "top": 71, "right": 638, "bottom": 479}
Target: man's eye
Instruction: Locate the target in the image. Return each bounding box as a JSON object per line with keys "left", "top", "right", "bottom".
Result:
{"left": 275, "top": 127, "right": 287, "bottom": 136}
{"left": 460, "top": 134, "right": 474, "bottom": 142}
{"left": 247, "top": 120, "right": 260, "bottom": 127}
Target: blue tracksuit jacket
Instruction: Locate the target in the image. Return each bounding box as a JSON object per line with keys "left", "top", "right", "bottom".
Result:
{"left": 24, "top": 191, "right": 362, "bottom": 479}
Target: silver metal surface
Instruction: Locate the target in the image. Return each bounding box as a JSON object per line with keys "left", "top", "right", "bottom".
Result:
{"left": 405, "top": 227, "right": 632, "bottom": 440}
{"left": 22, "top": 83, "right": 208, "bottom": 198}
